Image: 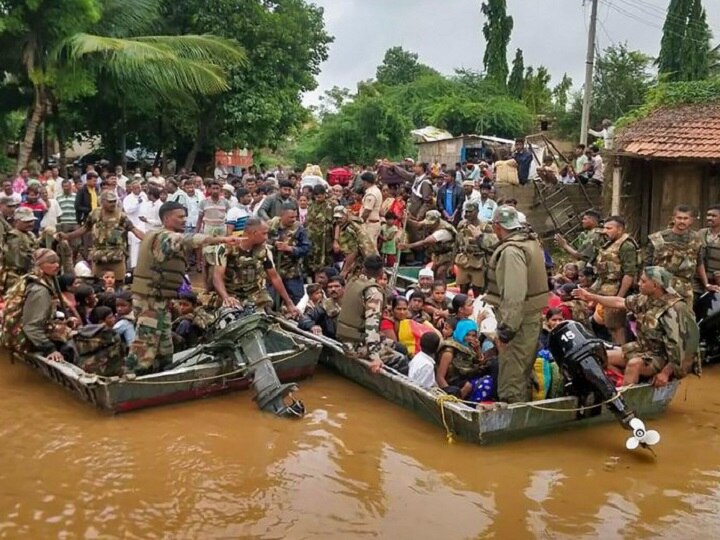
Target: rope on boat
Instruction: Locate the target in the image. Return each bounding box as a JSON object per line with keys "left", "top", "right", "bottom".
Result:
{"left": 434, "top": 394, "right": 463, "bottom": 444}
{"left": 106, "top": 349, "right": 309, "bottom": 386}
{"left": 524, "top": 385, "right": 633, "bottom": 413}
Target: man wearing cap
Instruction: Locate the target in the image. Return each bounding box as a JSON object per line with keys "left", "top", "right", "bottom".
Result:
{"left": 400, "top": 210, "right": 457, "bottom": 282}
{"left": 574, "top": 266, "right": 699, "bottom": 387}
{"left": 485, "top": 205, "right": 549, "bottom": 403}
{"left": 332, "top": 205, "right": 378, "bottom": 281}
{"left": 360, "top": 172, "right": 383, "bottom": 245}
{"left": 0, "top": 195, "right": 19, "bottom": 246}
{"left": 61, "top": 191, "right": 144, "bottom": 282}
{"left": 455, "top": 201, "right": 497, "bottom": 294}
{"left": 258, "top": 179, "right": 297, "bottom": 220}
{"left": 305, "top": 184, "right": 335, "bottom": 276}
{"left": 337, "top": 255, "right": 408, "bottom": 374}
{"left": 461, "top": 178, "right": 482, "bottom": 214}
{"left": 127, "top": 201, "right": 242, "bottom": 375}
{"left": 0, "top": 207, "right": 40, "bottom": 294}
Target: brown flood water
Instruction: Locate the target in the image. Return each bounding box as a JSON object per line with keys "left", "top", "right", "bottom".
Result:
{"left": 1, "top": 357, "right": 720, "bottom": 539}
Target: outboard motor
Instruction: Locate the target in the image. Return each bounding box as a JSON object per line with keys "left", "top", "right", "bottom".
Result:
{"left": 205, "top": 307, "right": 305, "bottom": 419}
{"left": 548, "top": 320, "right": 660, "bottom": 451}
{"left": 694, "top": 292, "right": 720, "bottom": 363}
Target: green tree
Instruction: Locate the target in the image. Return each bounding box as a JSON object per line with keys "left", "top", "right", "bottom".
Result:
{"left": 552, "top": 73, "right": 573, "bottom": 112}
{"left": 657, "top": 0, "right": 691, "bottom": 79}
{"left": 0, "top": 0, "right": 244, "bottom": 171}
{"left": 522, "top": 66, "right": 552, "bottom": 115}
{"left": 376, "top": 46, "right": 438, "bottom": 87}
{"left": 678, "top": 0, "right": 711, "bottom": 81}
{"left": 481, "top": 0, "right": 513, "bottom": 87}
{"left": 507, "top": 48, "right": 524, "bottom": 100}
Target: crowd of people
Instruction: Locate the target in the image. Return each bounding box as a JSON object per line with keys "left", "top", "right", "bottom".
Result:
{"left": 0, "top": 145, "right": 717, "bottom": 406}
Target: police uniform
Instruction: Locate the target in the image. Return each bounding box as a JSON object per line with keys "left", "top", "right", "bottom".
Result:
{"left": 646, "top": 229, "right": 702, "bottom": 306}
{"left": 126, "top": 229, "right": 209, "bottom": 374}
{"left": 0, "top": 207, "right": 39, "bottom": 295}
{"left": 455, "top": 205, "right": 497, "bottom": 290}
{"left": 592, "top": 233, "right": 639, "bottom": 330}
{"left": 484, "top": 206, "right": 549, "bottom": 403}
{"left": 419, "top": 210, "right": 457, "bottom": 273}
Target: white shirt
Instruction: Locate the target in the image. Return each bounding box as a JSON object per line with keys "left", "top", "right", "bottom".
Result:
{"left": 462, "top": 191, "right": 482, "bottom": 214}
{"left": 3, "top": 191, "right": 22, "bottom": 204}
{"left": 116, "top": 174, "right": 129, "bottom": 191}
{"left": 408, "top": 351, "right": 436, "bottom": 389}
{"left": 167, "top": 189, "right": 189, "bottom": 209}
{"left": 148, "top": 175, "right": 165, "bottom": 187}
{"left": 184, "top": 191, "right": 203, "bottom": 228}
{"left": 40, "top": 198, "right": 62, "bottom": 229}
{"left": 478, "top": 197, "right": 498, "bottom": 221}
{"left": 588, "top": 126, "right": 615, "bottom": 150}
{"left": 123, "top": 192, "right": 147, "bottom": 228}
{"left": 591, "top": 155, "right": 604, "bottom": 181}
{"left": 214, "top": 166, "right": 228, "bottom": 181}
{"left": 139, "top": 199, "right": 162, "bottom": 232}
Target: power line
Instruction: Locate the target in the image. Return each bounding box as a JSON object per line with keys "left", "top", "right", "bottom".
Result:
{"left": 616, "top": 0, "right": 720, "bottom": 34}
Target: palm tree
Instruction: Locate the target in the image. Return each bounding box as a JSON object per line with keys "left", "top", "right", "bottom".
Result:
{"left": 1, "top": 0, "right": 245, "bottom": 171}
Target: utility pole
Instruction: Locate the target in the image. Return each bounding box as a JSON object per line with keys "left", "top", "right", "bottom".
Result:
{"left": 580, "top": 0, "right": 599, "bottom": 146}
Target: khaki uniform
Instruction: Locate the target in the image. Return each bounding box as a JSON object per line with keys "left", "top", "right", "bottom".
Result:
{"left": 485, "top": 230, "right": 549, "bottom": 403}
{"left": 125, "top": 229, "right": 208, "bottom": 374}
{"left": 0, "top": 229, "right": 38, "bottom": 295}
{"left": 338, "top": 217, "right": 378, "bottom": 281}
{"left": 592, "top": 233, "right": 639, "bottom": 330}
{"left": 454, "top": 219, "right": 497, "bottom": 288}
{"left": 361, "top": 184, "right": 383, "bottom": 244}
{"left": 86, "top": 208, "right": 135, "bottom": 280}
{"left": 426, "top": 220, "right": 457, "bottom": 269}
{"left": 646, "top": 229, "right": 702, "bottom": 305}
{"left": 622, "top": 292, "right": 699, "bottom": 376}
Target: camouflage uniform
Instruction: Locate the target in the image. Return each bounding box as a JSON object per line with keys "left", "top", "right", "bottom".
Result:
{"left": 455, "top": 218, "right": 497, "bottom": 289}
{"left": 438, "top": 339, "right": 483, "bottom": 387}
{"left": 85, "top": 207, "right": 135, "bottom": 280}
{"left": 0, "top": 229, "right": 38, "bottom": 295}
{"left": 592, "top": 234, "right": 640, "bottom": 330}
{"left": 696, "top": 227, "right": 720, "bottom": 292}
{"left": 575, "top": 227, "right": 606, "bottom": 266}
{"left": 622, "top": 292, "right": 699, "bottom": 376}
{"left": 338, "top": 217, "right": 378, "bottom": 281}
{"left": 125, "top": 229, "right": 209, "bottom": 374}
{"left": 267, "top": 216, "right": 311, "bottom": 304}
{"left": 559, "top": 299, "right": 591, "bottom": 327}
{"left": 646, "top": 229, "right": 702, "bottom": 306}
{"left": 421, "top": 212, "right": 457, "bottom": 270}
{"left": 216, "top": 242, "right": 275, "bottom": 309}
{"left": 336, "top": 275, "right": 406, "bottom": 371}
{"left": 305, "top": 200, "right": 335, "bottom": 274}
{"left": 0, "top": 215, "right": 12, "bottom": 247}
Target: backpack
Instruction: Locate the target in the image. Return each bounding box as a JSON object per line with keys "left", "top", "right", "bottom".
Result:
{"left": 72, "top": 324, "right": 126, "bottom": 376}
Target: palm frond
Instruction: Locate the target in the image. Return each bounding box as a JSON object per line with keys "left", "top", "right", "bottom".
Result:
{"left": 61, "top": 33, "right": 246, "bottom": 96}
{"left": 100, "top": 0, "right": 161, "bottom": 36}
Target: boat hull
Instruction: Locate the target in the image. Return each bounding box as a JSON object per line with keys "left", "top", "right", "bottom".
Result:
{"left": 320, "top": 348, "right": 679, "bottom": 445}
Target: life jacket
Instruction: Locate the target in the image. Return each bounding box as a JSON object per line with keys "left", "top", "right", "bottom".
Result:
{"left": 634, "top": 293, "right": 683, "bottom": 357}
{"left": 700, "top": 228, "right": 720, "bottom": 277}
{"left": 222, "top": 243, "right": 272, "bottom": 300}
{"left": 484, "top": 231, "right": 549, "bottom": 313}
{"left": 1, "top": 274, "right": 56, "bottom": 353}
{"left": 426, "top": 220, "right": 456, "bottom": 256}
{"left": 594, "top": 233, "right": 639, "bottom": 295}
{"left": 72, "top": 324, "right": 125, "bottom": 376}
{"left": 336, "top": 277, "right": 384, "bottom": 343}
{"left": 131, "top": 230, "right": 187, "bottom": 299}
{"left": 440, "top": 339, "right": 481, "bottom": 379}
{"left": 268, "top": 217, "right": 302, "bottom": 278}
{"left": 88, "top": 208, "right": 127, "bottom": 263}
{"left": 648, "top": 229, "right": 702, "bottom": 286}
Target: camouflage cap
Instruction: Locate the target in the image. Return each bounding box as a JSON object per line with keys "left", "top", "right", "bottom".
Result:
{"left": 100, "top": 190, "right": 118, "bottom": 202}
{"left": 492, "top": 205, "right": 522, "bottom": 230}
{"left": 464, "top": 201, "right": 479, "bottom": 212}
{"left": 14, "top": 207, "right": 37, "bottom": 221}
{"left": 33, "top": 247, "right": 59, "bottom": 265}
{"left": 644, "top": 266, "right": 673, "bottom": 290}
{"left": 333, "top": 205, "right": 347, "bottom": 218}
{"left": 0, "top": 196, "right": 18, "bottom": 206}
{"left": 420, "top": 210, "right": 442, "bottom": 225}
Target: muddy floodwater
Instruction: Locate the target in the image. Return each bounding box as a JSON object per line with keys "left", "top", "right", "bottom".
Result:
{"left": 1, "top": 358, "right": 719, "bottom": 539}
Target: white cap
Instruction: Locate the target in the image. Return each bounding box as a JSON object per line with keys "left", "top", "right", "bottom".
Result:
{"left": 418, "top": 268, "right": 434, "bottom": 279}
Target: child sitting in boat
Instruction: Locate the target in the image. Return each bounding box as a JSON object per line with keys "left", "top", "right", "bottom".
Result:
{"left": 408, "top": 331, "right": 441, "bottom": 390}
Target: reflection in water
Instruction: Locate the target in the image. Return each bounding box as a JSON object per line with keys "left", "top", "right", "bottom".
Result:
{"left": 1, "top": 358, "right": 720, "bottom": 538}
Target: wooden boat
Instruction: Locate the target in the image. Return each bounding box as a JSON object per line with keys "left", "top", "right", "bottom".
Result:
{"left": 270, "top": 319, "right": 680, "bottom": 446}
{"left": 11, "top": 313, "right": 322, "bottom": 413}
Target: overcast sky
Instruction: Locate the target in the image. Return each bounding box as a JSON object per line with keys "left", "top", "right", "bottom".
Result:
{"left": 303, "top": 0, "right": 720, "bottom": 105}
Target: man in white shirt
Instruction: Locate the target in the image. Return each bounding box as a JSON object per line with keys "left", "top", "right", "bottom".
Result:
{"left": 408, "top": 332, "right": 441, "bottom": 389}
{"left": 590, "top": 146, "right": 604, "bottom": 184}
{"left": 115, "top": 166, "right": 129, "bottom": 191}
{"left": 182, "top": 179, "right": 203, "bottom": 233}
{"left": 588, "top": 119, "right": 615, "bottom": 150}
{"left": 461, "top": 179, "right": 482, "bottom": 214}
{"left": 222, "top": 184, "right": 239, "bottom": 208}
{"left": 148, "top": 166, "right": 165, "bottom": 187}
{"left": 478, "top": 182, "right": 498, "bottom": 222}
{"left": 214, "top": 161, "right": 229, "bottom": 182}
{"left": 139, "top": 186, "right": 163, "bottom": 233}
{"left": 122, "top": 179, "right": 147, "bottom": 268}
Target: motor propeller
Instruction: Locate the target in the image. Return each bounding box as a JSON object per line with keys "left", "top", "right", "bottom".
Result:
{"left": 625, "top": 417, "right": 661, "bottom": 451}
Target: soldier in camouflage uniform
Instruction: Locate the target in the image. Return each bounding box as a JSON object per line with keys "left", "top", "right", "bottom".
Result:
{"left": 645, "top": 205, "right": 703, "bottom": 306}
{"left": 0, "top": 195, "right": 18, "bottom": 247}
{"left": 213, "top": 217, "right": 301, "bottom": 317}
{"left": 695, "top": 205, "right": 720, "bottom": 297}
{"left": 401, "top": 210, "right": 457, "bottom": 282}
{"left": 454, "top": 201, "right": 497, "bottom": 294}
{"left": 0, "top": 207, "right": 39, "bottom": 295}
{"left": 305, "top": 185, "right": 335, "bottom": 276}
{"left": 574, "top": 266, "right": 699, "bottom": 387}
{"left": 125, "top": 201, "right": 242, "bottom": 375}
{"left": 61, "top": 191, "right": 144, "bottom": 282}
{"left": 267, "top": 204, "right": 311, "bottom": 305}
{"left": 333, "top": 205, "right": 378, "bottom": 282}
{"left": 591, "top": 216, "right": 639, "bottom": 345}
{"left": 554, "top": 209, "right": 606, "bottom": 267}
{"left": 336, "top": 255, "right": 408, "bottom": 374}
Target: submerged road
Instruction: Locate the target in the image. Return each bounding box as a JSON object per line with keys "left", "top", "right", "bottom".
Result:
{"left": 0, "top": 357, "right": 719, "bottom": 539}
